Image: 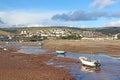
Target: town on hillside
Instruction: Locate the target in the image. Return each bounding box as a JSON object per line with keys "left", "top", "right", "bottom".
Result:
{"left": 0, "top": 27, "right": 120, "bottom": 42}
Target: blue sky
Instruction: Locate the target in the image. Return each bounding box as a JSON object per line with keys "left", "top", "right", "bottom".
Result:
{"left": 0, "top": 0, "right": 120, "bottom": 27}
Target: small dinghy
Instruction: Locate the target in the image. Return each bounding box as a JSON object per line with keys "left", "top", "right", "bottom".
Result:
{"left": 56, "top": 51, "right": 66, "bottom": 57}
{"left": 56, "top": 51, "right": 65, "bottom": 55}
{"left": 79, "top": 57, "right": 101, "bottom": 67}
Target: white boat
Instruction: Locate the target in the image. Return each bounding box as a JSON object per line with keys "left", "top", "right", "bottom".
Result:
{"left": 79, "top": 57, "right": 101, "bottom": 67}
{"left": 3, "top": 48, "right": 7, "bottom": 51}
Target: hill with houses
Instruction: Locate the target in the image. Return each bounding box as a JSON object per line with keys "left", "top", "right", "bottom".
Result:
{"left": 0, "top": 26, "right": 120, "bottom": 41}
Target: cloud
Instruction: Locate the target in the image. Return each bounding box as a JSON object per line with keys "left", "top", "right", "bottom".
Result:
{"left": 1, "top": 10, "right": 120, "bottom": 28}
{"left": 0, "top": 18, "right": 5, "bottom": 24}
{"left": 111, "top": 11, "right": 120, "bottom": 17}
{"left": 0, "top": 11, "right": 53, "bottom": 25}
{"left": 0, "top": 10, "right": 80, "bottom": 27}
{"left": 52, "top": 10, "right": 120, "bottom": 22}
{"left": 0, "top": 18, "right": 9, "bottom": 27}
{"left": 90, "top": 0, "right": 117, "bottom": 8}
{"left": 51, "top": 10, "right": 109, "bottom": 21}
{"left": 103, "top": 20, "right": 120, "bottom": 27}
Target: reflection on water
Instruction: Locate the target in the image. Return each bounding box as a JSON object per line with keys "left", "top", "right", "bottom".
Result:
{"left": 81, "top": 65, "right": 101, "bottom": 73}
{"left": 69, "top": 54, "right": 120, "bottom": 80}
{"left": 18, "top": 46, "right": 47, "bottom": 54}
{"left": 46, "top": 52, "right": 120, "bottom": 80}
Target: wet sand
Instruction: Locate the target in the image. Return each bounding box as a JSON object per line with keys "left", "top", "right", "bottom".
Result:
{"left": 0, "top": 43, "right": 75, "bottom": 80}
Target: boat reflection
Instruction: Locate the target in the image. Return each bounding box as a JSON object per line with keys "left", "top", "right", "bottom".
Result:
{"left": 81, "top": 65, "right": 101, "bottom": 73}
{"left": 57, "top": 54, "right": 65, "bottom": 57}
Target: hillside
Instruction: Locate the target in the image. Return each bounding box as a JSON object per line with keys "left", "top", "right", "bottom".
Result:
{"left": 95, "top": 27, "right": 120, "bottom": 35}
{"left": 0, "top": 30, "right": 12, "bottom": 36}
{"left": 0, "top": 27, "right": 120, "bottom": 36}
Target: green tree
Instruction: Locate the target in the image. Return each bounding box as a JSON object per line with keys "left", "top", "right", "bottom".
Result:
{"left": 117, "top": 34, "right": 120, "bottom": 39}
{"left": 30, "top": 35, "right": 38, "bottom": 41}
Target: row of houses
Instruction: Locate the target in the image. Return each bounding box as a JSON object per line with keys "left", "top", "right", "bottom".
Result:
{"left": 19, "top": 29, "right": 119, "bottom": 40}
{"left": 20, "top": 30, "right": 102, "bottom": 37}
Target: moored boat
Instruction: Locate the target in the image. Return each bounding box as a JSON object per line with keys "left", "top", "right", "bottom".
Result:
{"left": 79, "top": 57, "right": 101, "bottom": 67}
{"left": 56, "top": 51, "right": 65, "bottom": 55}
{"left": 56, "top": 51, "right": 66, "bottom": 57}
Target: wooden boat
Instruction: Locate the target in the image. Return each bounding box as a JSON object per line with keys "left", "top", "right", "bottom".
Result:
{"left": 79, "top": 57, "right": 101, "bottom": 67}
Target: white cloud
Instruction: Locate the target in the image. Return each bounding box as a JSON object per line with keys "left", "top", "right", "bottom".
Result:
{"left": 90, "top": 0, "right": 116, "bottom": 9}
{"left": 103, "top": 20, "right": 120, "bottom": 27}
{"left": 0, "top": 10, "right": 83, "bottom": 27}
{"left": 0, "top": 11, "right": 53, "bottom": 25}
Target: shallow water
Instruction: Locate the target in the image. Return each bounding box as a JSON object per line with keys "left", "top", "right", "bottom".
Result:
{"left": 67, "top": 53, "right": 120, "bottom": 80}
{"left": 7, "top": 42, "right": 47, "bottom": 54}
{"left": 17, "top": 45, "right": 120, "bottom": 80}
{"left": 46, "top": 52, "right": 120, "bottom": 80}
{"left": 18, "top": 46, "right": 47, "bottom": 54}
{"left": 6, "top": 42, "right": 23, "bottom": 46}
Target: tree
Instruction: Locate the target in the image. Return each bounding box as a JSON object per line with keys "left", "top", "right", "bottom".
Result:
{"left": 117, "top": 34, "right": 120, "bottom": 39}
{"left": 30, "top": 35, "right": 38, "bottom": 41}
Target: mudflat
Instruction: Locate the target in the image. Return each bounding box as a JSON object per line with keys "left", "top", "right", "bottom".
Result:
{"left": 0, "top": 44, "right": 75, "bottom": 80}
{"left": 0, "top": 40, "right": 120, "bottom": 80}
{"left": 43, "top": 40, "right": 120, "bottom": 55}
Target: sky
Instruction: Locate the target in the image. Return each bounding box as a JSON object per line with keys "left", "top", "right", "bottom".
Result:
{"left": 0, "top": 0, "right": 120, "bottom": 28}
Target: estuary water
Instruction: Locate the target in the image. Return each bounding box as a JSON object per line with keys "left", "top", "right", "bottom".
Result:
{"left": 18, "top": 45, "right": 120, "bottom": 80}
